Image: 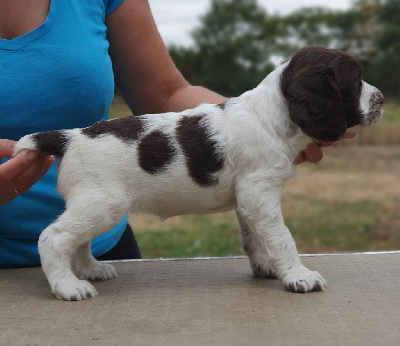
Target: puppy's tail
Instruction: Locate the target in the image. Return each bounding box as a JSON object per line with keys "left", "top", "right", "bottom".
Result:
{"left": 14, "top": 129, "right": 80, "bottom": 157}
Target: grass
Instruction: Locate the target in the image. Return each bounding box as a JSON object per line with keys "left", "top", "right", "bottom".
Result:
{"left": 108, "top": 96, "right": 132, "bottom": 119}
{"left": 134, "top": 199, "right": 390, "bottom": 259}
{"left": 284, "top": 198, "right": 380, "bottom": 253}
{"left": 381, "top": 100, "right": 400, "bottom": 123}
{"left": 135, "top": 214, "right": 242, "bottom": 258}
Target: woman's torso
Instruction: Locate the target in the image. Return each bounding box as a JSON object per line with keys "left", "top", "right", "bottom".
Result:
{"left": 0, "top": 0, "right": 127, "bottom": 268}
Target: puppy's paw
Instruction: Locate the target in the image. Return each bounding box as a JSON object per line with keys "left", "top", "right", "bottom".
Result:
{"left": 282, "top": 267, "right": 326, "bottom": 293}
{"left": 52, "top": 278, "right": 98, "bottom": 301}
{"left": 76, "top": 261, "right": 118, "bottom": 281}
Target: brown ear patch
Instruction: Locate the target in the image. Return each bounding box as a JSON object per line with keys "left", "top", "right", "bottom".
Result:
{"left": 138, "top": 130, "right": 176, "bottom": 174}
{"left": 280, "top": 46, "right": 363, "bottom": 141}
{"left": 176, "top": 115, "right": 224, "bottom": 187}
{"left": 82, "top": 116, "right": 144, "bottom": 142}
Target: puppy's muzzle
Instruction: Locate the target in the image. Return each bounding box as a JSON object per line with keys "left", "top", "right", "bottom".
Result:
{"left": 364, "top": 90, "right": 384, "bottom": 125}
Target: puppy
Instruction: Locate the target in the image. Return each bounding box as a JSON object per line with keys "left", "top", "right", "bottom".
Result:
{"left": 15, "top": 46, "right": 384, "bottom": 300}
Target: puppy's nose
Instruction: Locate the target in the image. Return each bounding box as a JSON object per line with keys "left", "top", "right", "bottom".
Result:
{"left": 373, "top": 91, "right": 384, "bottom": 106}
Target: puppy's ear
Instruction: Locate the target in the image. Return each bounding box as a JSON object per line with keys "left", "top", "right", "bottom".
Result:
{"left": 284, "top": 66, "right": 347, "bottom": 141}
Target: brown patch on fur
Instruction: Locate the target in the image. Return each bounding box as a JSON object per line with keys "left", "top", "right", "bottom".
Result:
{"left": 280, "top": 46, "right": 363, "bottom": 141}
{"left": 82, "top": 116, "right": 144, "bottom": 142}
{"left": 138, "top": 130, "right": 176, "bottom": 174}
{"left": 176, "top": 115, "right": 224, "bottom": 187}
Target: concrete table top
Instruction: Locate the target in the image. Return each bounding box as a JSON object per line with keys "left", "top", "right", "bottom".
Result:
{"left": 0, "top": 253, "right": 399, "bottom": 345}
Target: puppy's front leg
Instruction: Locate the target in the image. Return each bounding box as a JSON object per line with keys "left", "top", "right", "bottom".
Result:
{"left": 236, "top": 174, "right": 326, "bottom": 293}
{"left": 236, "top": 210, "right": 277, "bottom": 279}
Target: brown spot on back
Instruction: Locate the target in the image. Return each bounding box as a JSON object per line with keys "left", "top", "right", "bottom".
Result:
{"left": 176, "top": 115, "right": 224, "bottom": 187}
{"left": 82, "top": 116, "right": 144, "bottom": 142}
{"left": 138, "top": 130, "right": 176, "bottom": 174}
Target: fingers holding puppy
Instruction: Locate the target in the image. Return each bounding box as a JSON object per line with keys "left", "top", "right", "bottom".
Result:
{"left": 0, "top": 141, "right": 56, "bottom": 205}
{"left": 294, "top": 131, "right": 356, "bottom": 165}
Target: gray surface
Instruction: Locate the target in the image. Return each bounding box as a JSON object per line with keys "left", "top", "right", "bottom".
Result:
{"left": 0, "top": 254, "right": 399, "bottom": 345}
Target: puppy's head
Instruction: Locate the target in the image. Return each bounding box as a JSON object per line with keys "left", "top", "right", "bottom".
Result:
{"left": 280, "top": 46, "right": 384, "bottom": 142}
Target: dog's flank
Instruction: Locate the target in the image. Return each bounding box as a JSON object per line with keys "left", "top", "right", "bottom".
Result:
{"left": 13, "top": 46, "right": 383, "bottom": 301}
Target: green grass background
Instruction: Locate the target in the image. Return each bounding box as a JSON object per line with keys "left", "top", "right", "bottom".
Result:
{"left": 134, "top": 199, "right": 396, "bottom": 259}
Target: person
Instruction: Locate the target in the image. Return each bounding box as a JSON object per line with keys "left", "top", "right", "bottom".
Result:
{"left": 0, "top": 0, "right": 339, "bottom": 268}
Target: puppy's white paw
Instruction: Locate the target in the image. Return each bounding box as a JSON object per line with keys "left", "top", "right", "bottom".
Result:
{"left": 52, "top": 278, "right": 98, "bottom": 301}
{"left": 76, "top": 261, "right": 118, "bottom": 281}
{"left": 282, "top": 267, "right": 327, "bottom": 293}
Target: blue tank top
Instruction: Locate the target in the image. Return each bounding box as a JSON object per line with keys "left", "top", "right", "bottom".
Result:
{"left": 0, "top": 0, "right": 128, "bottom": 268}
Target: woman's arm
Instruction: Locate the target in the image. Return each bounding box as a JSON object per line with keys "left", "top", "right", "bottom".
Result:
{"left": 105, "top": 0, "right": 226, "bottom": 115}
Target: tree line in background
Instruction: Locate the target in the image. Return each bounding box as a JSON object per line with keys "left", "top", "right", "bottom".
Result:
{"left": 168, "top": 0, "right": 399, "bottom": 98}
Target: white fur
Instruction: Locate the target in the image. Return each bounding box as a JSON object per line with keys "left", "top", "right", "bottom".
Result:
{"left": 14, "top": 61, "right": 383, "bottom": 301}
{"left": 359, "top": 81, "right": 383, "bottom": 125}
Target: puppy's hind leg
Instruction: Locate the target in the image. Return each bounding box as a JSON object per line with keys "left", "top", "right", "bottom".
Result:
{"left": 39, "top": 193, "right": 128, "bottom": 300}
{"left": 236, "top": 210, "right": 277, "bottom": 279}
{"left": 39, "top": 217, "right": 98, "bottom": 301}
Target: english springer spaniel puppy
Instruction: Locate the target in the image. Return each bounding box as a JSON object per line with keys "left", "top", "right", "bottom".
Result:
{"left": 15, "top": 46, "right": 384, "bottom": 300}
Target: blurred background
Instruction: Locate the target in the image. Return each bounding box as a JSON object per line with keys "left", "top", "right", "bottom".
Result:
{"left": 109, "top": 0, "right": 400, "bottom": 258}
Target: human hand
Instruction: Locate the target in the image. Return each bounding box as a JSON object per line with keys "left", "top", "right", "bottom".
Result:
{"left": 294, "top": 132, "right": 356, "bottom": 165}
{"left": 0, "top": 139, "right": 56, "bottom": 205}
